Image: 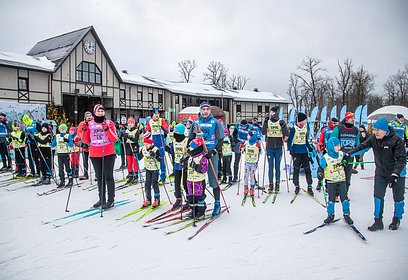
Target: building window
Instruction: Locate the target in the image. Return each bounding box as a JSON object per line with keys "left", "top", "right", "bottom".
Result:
{"left": 182, "top": 97, "right": 187, "bottom": 108}
{"left": 120, "top": 89, "right": 126, "bottom": 99}
{"left": 265, "top": 106, "right": 269, "bottom": 113}
{"left": 76, "top": 61, "right": 101, "bottom": 84}
{"left": 148, "top": 92, "right": 153, "bottom": 102}
{"left": 18, "top": 78, "right": 28, "bottom": 91}
{"left": 237, "top": 104, "right": 241, "bottom": 113}
{"left": 158, "top": 93, "right": 163, "bottom": 104}
{"left": 175, "top": 95, "right": 179, "bottom": 104}
{"left": 137, "top": 91, "right": 143, "bottom": 101}
{"left": 258, "top": 105, "right": 262, "bottom": 113}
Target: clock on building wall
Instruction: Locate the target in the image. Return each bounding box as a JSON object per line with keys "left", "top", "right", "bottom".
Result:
{"left": 84, "top": 40, "right": 95, "bottom": 54}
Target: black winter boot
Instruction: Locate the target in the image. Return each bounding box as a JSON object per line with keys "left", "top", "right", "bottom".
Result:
{"left": 389, "top": 217, "right": 400, "bottom": 230}
{"left": 102, "top": 201, "right": 114, "bottom": 210}
{"left": 368, "top": 218, "right": 384, "bottom": 231}
{"left": 171, "top": 198, "right": 182, "bottom": 210}
{"left": 195, "top": 202, "right": 207, "bottom": 220}
{"left": 307, "top": 186, "right": 314, "bottom": 197}
{"left": 57, "top": 180, "right": 65, "bottom": 188}
{"left": 268, "top": 183, "right": 274, "bottom": 194}
{"left": 42, "top": 177, "right": 51, "bottom": 185}
{"left": 93, "top": 199, "right": 106, "bottom": 208}
{"left": 295, "top": 185, "right": 300, "bottom": 194}
{"left": 275, "top": 182, "right": 280, "bottom": 193}
{"left": 343, "top": 214, "right": 354, "bottom": 225}
{"left": 65, "top": 178, "right": 73, "bottom": 188}
{"left": 324, "top": 214, "right": 335, "bottom": 224}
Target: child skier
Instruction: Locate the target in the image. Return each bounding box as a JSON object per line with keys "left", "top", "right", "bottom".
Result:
{"left": 10, "top": 122, "right": 26, "bottom": 177}
{"left": 139, "top": 133, "right": 162, "bottom": 207}
{"left": 221, "top": 127, "right": 233, "bottom": 185}
{"left": 240, "top": 132, "right": 261, "bottom": 197}
{"left": 33, "top": 123, "right": 53, "bottom": 185}
{"left": 318, "top": 137, "right": 353, "bottom": 225}
{"left": 52, "top": 124, "right": 73, "bottom": 188}
{"left": 69, "top": 127, "right": 80, "bottom": 178}
{"left": 171, "top": 123, "right": 189, "bottom": 210}
{"left": 186, "top": 138, "right": 208, "bottom": 219}
{"left": 123, "top": 117, "right": 141, "bottom": 184}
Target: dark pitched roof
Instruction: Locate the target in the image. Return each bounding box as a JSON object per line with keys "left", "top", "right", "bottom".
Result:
{"left": 27, "top": 26, "right": 92, "bottom": 69}
{"left": 26, "top": 26, "right": 122, "bottom": 81}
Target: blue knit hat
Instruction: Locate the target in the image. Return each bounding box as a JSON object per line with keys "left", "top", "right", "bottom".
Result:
{"left": 174, "top": 123, "right": 186, "bottom": 135}
{"left": 248, "top": 134, "right": 258, "bottom": 145}
{"left": 373, "top": 118, "right": 389, "bottom": 132}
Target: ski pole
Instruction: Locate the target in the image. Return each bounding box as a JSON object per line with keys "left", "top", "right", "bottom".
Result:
{"left": 152, "top": 150, "right": 172, "bottom": 204}
{"left": 347, "top": 161, "right": 374, "bottom": 165}
{"left": 237, "top": 149, "right": 244, "bottom": 195}
{"left": 65, "top": 153, "right": 74, "bottom": 212}
{"left": 100, "top": 144, "right": 105, "bottom": 218}
{"left": 261, "top": 141, "right": 267, "bottom": 193}
{"left": 282, "top": 142, "right": 290, "bottom": 193}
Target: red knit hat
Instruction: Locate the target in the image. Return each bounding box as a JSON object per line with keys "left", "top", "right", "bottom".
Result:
{"left": 93, "top": 104, "right": 105, "bottom": 115}
{"left": 345, "top": 112, "right": 355, "bottom": 122}
{"left": 143, "top": 137, "right": 153, "bottom": 145}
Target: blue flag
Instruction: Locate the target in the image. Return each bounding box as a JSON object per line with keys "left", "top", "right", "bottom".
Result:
{"left": 340, "top": 105, "right": 347, "bottom": 121}
{"left": 330, "top": 105, "right": 337, "bottom": 119}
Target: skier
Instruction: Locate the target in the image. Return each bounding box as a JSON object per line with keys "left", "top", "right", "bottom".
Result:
{"left": 52, "top": 124, "right": 73, "bottom": 188}
{"left": 221, "top": 127, "right": 233, "bottom": 185}
{"left": 287, "top": 112, "right": 314, "bottom": 196}
{"left": 138, "top": 133, "right": 162, "bottom": 208}
{"left": 316, "top": 117, "right": 339, "bottom": 191}
{"left": 318, "top": 137, "right": 353, "bottom": 225}
{"left": 69, "top": 127, "right": 80, "bottom": 178}
{"left": 33, "top": 123, "right": 53, "bottom": 185}
{"left": 330, "top": 112, "right": 360, "bottom": 196}
{"left": 171, "top": 123, "right": 189, "bottom": 210}
{"left": 21, "top": 114, "right": 41, "bottom": 177}
{"left": 186, "top": 138, "right": 208, "bottom": 219}
{"left": 9, "top": 121, "right": 26, "bottom": 177}
{"left": 240, "top": 132, "right": 261, "bottom": 198}
{"left": 262, "top": 106, "right": 289, "bottom": 193}
{"left": 77, "top": 111, "right": 93, "bottom": 180}
{"left": 349, "top": 118, "right": 406, "bottom": 231}
{"left": 389, "top": 114, "right": 408, "bottom": 142}
{"left": 145, "top": 108, "right": 169, "bottom": 184}
{"left": 123, "top": 117, "right": 141, "bottom": 184}
{"left": 82, "top": 104, "right": 118, "bottom": 209}
{"left": 0, "top": 112, "right": 12, "bottom": 171}
{"left": 232, "top": 119, "right": 252, "bottom": 183}
{"left": 189, "top": 102, "right": 224, "bottom": 217}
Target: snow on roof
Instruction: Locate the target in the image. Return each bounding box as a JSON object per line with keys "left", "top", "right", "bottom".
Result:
{"left": 178, "top": 106, "right": 200, "bottom": 114}
{"left": 0, "top": 51, "right": 55, "bottom": 72}
{"left": 226, "top": 89, "right": 291, "bottom": 103}
{"left": 119, "top": 72, "right": 165, "bottom": 89}
{"left": 368, "top": 105, "right": 408, "bottom": 120}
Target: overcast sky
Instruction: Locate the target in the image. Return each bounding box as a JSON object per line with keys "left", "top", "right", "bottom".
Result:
{"left": 0, "top": 0, "right": 407, "bottom": 97}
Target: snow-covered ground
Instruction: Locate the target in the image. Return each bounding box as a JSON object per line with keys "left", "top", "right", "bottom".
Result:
{"left": 0, "top": 149, "right": 407, "bottom": 280}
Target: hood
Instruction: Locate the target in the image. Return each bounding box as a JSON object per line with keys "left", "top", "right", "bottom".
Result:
{"left": 198, "top": 112, "right": 214, "bottom": 122}
{"left": 270, "top": 114, "right": 280, "bottom": 122}
{"left": 326, "top": 137, "right": 340, "bottom": 158}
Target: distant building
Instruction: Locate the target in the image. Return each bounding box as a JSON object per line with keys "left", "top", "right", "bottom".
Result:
{"left": 0, "top": 26, "right": 290, "bottom": 125}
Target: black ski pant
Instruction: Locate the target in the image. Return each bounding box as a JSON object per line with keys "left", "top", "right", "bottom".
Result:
{"left": 174, "top": 168, "right": 187, "bottom": 199}
{"left": 14, "top": 147, "right": 26, "bottom": 175}
{"left": 327, "top": 180, "right": 347, "bottom": 202}
{"left": 222, "top": 155, "right": 232, "bottom": 180}
{"left": 39, "top": 147, "right": 52, "bottom": 178}
{"left": 344, "top": 155, "right": 353, "bottom": 194}
{"left": 145, "top": 169, "right": 159, "bottom": 202}
{"left": 27, "top": 143, "right": 40, "bottom": 175}
{"left": 292, "top": 153, "right": 313, "bottom": 187}
{"left": 233, "top": 152, "right": 241, "bottom": 180}
{"left": 0, "top": 142, "right": 11, "bottom": 167}
{"left": 91, "top": 154, "right": 116, "bottom": 203}
{"left": 82, "top": 151, "right": 89, "bottom": 177}
{"left": 58, "top": 154, "right": 72, "bottom": 183}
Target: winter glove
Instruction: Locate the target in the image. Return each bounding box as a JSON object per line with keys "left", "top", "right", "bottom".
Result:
{"left": 205, "top": 149, "right": 217, "bottom": 159}
{"left": 190, "top": 161, "right": 198, "bottom": 170}
{"left": 341, "top": 158, "right": 348, "bottom": 167}
{"left": 102, "top": 122, "right": 109, "bottom": 131}
{"left": 388, "top": 173, "right": 399, "bottom": 188}
{"left": 63, "top": 137, "right": 69, "bottom": 142}
{"left": 317, "top": 167, "right": 324, "bottom": 181}
{"left": 149, "top": 150, "right": 156, "bottom": 157}
{"left": 82, "top": 143, "right": 89, "bottom": 149}
{"left": 179, "top": 155, "right": 189, "bottom": 165}
{"left": 165, "top": 145, "right": 171, "bottom": 153}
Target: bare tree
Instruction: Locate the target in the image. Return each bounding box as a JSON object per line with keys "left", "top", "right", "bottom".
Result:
{"left": 336, "top": 58, "right": 354, "bottom": 106}
{"left": 178, "top": 59, "right": 197, "bottom": 83}
{"left": 384, "top": 64, "right": 408, "bottom": 106}
{"left": 227, "top": 74, "right": 250, "bottom": 90}
{"left": 366, "top": 93, "right": 384, "bottom": 113}
{"left": 295, "top": 57, "right": 326, "bottom": 113}
{"left": 288, "top": 73, "right": 304, "bottom": 112}
{"left": 203, "top": 61, "right": 228, "bottom": 89}
{"left": 349, "top": 66, "right": 375, "bottom": 110}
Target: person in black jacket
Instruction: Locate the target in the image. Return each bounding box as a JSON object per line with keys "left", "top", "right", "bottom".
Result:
{"left": 354, "top": 125, "right": 369, "bottom": 170}
{"left": 349, "top": 118, "right": 406, "bottom": 231}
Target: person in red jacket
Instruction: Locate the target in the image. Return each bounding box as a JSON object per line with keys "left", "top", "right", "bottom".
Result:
{"left": 77, "top": 111, "right": 93, "bottom": 180}
{"left": 82, "top": 104, "right": 118, "bottom": 209}
{"left": 69, "top": 127, "right": 80, "bottom": 178}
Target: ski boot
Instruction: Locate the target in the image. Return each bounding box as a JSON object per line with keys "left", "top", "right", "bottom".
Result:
{"left": 126, "top": 174, "right": 133, "bottom": 184}
{"left": 133, "top": 174, "right": 139, "bottom": 184}
{"left": 142, "top": 200, "right": 151, "bottom": 208}
{"left": 152, "top": 196, "right": 160, "bottom": 208}
{"left": 102, "top": 201, "right": 114, "bottom": 210}
{"left": 221, "top": 177, "right": 227, "bottom": 184}
{"left": 243, "top": 186, "right": 249, "bottom": 196}
{"left": 228, "top": 176, "right": 233, "bottom": 185}
{"left": 250, "top": 187, "right": 255, "bottom": 197}
{"left": 79, "top": 174, "right": 89, "bottom": 180}
{"left": 295, "top": 185, "right": 300, "bottom": 194}
{"left": 57, "top": 180, "right": 65, "bottom": 188}
{"left": 0, "top": 166, "right": 7, "bottom": 172}
{"left": 368, "top": 218, "right": 384, "bottom": 231}
{"left": 212, "top": 200, "right": 221, "bottom": 217}
{"left": 389, "top": 217, "right": 400, "bottom": 230}
{"left": 307, "top": 186, "right": 314, "bottom": 197}
{"left": 316, "top": 181, "right": 322, "bottom": 191}
{"left": 351, "top": 168, "right": 358, "bottom": 174}
{"left": 275, "top": 182, "right": 280, "bottom": 193}
{"left": 93, "top": 200, "right": 106, "bottom": 208}
{"left": 65, "top": 178, "right": 74, "bottom": 188}
{"left": 232, "top": 177, "right": 238, "bottom": 183}
{"left": 42, "top": 177, "right": 51, "bottom": 185}
{"left": 171, "top": 198, "right": 182, "bottom": 210}
{"left": 268, "top": 183, "right": 274, "bottom": 194}
{"left": 195, "top": 201, "right": 207, "bottom": 220}
{"left": 324, "top": 214, "right": 335, "bottom": 224}
{"left": 343, "top": 214, "right": 354, "bottom": 225}
{"left": 182, "top": 200, "right": 191, "bottom": 210}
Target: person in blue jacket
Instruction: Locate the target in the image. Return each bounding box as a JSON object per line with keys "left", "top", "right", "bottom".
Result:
{"left": 0, "top": 112, "right": 12, "bottom": 171}
{"left": 22, "top": 114, "right": 42, "bottom": 177}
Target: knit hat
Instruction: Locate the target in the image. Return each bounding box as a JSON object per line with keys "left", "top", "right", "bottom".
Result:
{"left": 59, "top": 123, "right": 68, "bottom": 131}
{"left": 199, "top": 102, "right": 211, "bottom": 109}
{"left": 143, "top": 137, "right": 153, "bottom": 145}
{"left": 330, "top": 117, "right": 339, "bottom": 123}
{"left": 224, "top": 128, "right": 229, "bottom": 136}
{"left": 84, "top": 111, "right": 92, "bottom": 118}
{"left": 240, "top": 119, "right": 248, "bottom": 125}
{"left": 397, "top": 114, "right": 404, "bottom": 119}
{"left": 344, "top": 112, "right": 355, "bottom": 122}
{"left": 248, "top": 134, "right": 258, "bottom": 145}
{"left": 0, "top": 112, "right": 6, "bottom": 117}
{"left": 69, "top": 127, "right": 77, "bottom": 133}
{"left": 127, "top": 117, "right": 135, "bottom": 125}
{"left": 174, "top": 123, "right": 186, "bottom": 135}
{"left": 297, "top": 112, "right": 307, "bottom": 122}
{"left": 93, "top": 104, "right": 105, "bottom": 114}
{"left": 373, "top": 118, "right": 389, "bottom": 132}
{"left": 41, "top": 122, "right": 49, "bottom": 129}
{"left": 271, "top": 106, "right": 279, "bottom": 114}
{"left": 189, "top": 138, "right": 203, "bottom": 149}
{"left": 143, "top": 131, "right": 151, "bottom": 139}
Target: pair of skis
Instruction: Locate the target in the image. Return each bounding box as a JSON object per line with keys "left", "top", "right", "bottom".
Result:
{"left": 241, "top": 195, "right": 256, "bottom": 207}
{"left": 263, "top": 191, "right": 278, "bottom": 204}
{"left": 289, "top": 188, "right": 326, "bottom": 208}
{"left": 304, "top": 218, "right": 367, "bottom": 241}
